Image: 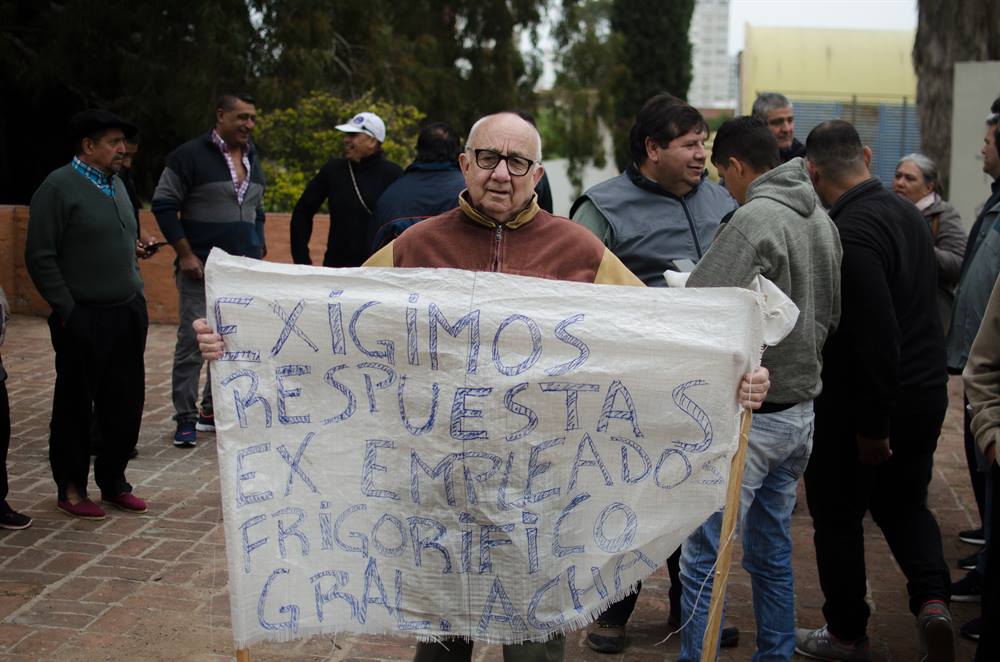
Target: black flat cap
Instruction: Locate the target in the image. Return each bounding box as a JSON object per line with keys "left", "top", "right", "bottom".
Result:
{"left": 69, "top": 109, "right": 137, "bottom": 141}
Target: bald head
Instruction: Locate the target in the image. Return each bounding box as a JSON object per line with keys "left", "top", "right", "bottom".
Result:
{"left": 467, "top": 113, "right": 542, "bottom": 162}
{"left": 460, "top": 112, "right": 545, "bottom": 223}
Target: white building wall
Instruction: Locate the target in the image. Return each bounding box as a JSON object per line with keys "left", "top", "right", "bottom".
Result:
{"left": 950, "top": 61, "right": 1000, "bottom": 231}
{"left": 689, "top": 0, "right": 735, "bottom": 108}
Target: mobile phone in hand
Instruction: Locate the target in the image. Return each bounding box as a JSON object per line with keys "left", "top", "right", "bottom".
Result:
{"left": 143, "top": 240, "right": 169, "bottom": 255}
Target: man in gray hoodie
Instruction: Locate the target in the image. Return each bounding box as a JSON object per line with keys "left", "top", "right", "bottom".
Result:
{"left": 677, "top": 116, "right": 843, "bottom": 661}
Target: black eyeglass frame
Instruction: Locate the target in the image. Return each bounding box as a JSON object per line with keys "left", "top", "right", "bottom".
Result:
{"left": 469, "top": 148, "right": 537, "bottom": 177}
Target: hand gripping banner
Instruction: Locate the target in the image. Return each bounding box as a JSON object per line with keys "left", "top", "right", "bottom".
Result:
{"left": 205, "top": 250, "right": 766, "bottom": 648}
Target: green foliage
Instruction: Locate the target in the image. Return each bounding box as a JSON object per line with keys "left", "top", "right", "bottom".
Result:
{"left": 1, "top": 0, "right": 544, "bottom": 204}
{"left": 249, "top": 0, "right": 545, "bottom": 135}
{"left": 255, "top": 90, "right": 424, "bottom": 212}
{"left": 609, "top": 0, "right": 694, "bottom": 169}
{"left": 0, "top": 0, "right": 260, "bottom": 202}
{"left": 707, "top": 111, "right": 734, "bottom": 133}
{"left": 542, "top": 0, "right": 618, "bottom": 191}
{"left": 259, "top": 166, "right": 310, "bottom": 218}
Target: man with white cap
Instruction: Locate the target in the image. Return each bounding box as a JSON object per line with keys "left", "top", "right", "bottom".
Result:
{"left": 290, "top": 111, "right": 403, "bottom": 267}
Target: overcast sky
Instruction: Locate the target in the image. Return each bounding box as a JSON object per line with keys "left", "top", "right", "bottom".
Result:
{"left": 728, "top": 0, "right": 918, "bottom": 54}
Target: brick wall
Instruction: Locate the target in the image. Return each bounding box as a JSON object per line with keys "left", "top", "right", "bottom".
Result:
{"left": 0, "top": 205, "right": 331, "bottom": 324}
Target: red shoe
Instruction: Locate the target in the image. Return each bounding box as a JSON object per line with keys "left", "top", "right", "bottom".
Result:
{"left": 57, "top": 498, "right": 107, "bottom": 520}
{"left": 101, "top": 492, "right": 148, "bottom": 513}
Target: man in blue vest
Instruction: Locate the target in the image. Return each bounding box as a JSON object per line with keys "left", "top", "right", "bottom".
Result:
{"left": 571, "top": 93, "right": 738, "bottom": 653}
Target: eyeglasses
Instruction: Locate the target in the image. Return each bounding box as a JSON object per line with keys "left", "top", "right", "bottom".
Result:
{"left": 471, "top": 148, "right": 536, "bottom": 176}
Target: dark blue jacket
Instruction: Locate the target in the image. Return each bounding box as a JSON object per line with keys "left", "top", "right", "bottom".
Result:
{"left": 947, "top": 180, "right": 1000, "bottom": 371}
{"left": 151, "top": 132, "right": 266, "bottom": 262}
{"left": 370, "top": 161, "right": 465, "bottom": 252}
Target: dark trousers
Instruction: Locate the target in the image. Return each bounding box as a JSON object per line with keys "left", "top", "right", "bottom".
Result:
{"left": 0, "top": 380, "right": 10, "bottom": 511}
{"left": 413, "top": 636, "right": 564, "bottom": 662}
{"left": 47, "top": 296, "right": 147, "bottom": 500}
{"left": 976, "top": 461, "right": 1000, "bottom": 661}
{"left": 596, "top": 548, "right": 682, "bottom": 626}
{"left": 965, "top": 396, "right": 988, "bottom": 525}
{"left": 804, "top": 406, "right": 950, "bottom": 641}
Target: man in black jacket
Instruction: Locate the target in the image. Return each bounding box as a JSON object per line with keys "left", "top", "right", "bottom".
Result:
{"left": 369, "top": 122, "right": 466, "bottom": 252}
{"left": 752, "top": 92, "right": 805, "bottom": 163}
{"left": 290, "top": 111, "right": 403, "bottom": 267}
{"left": 796, "top": 121, "right": 954, "bottom": 662}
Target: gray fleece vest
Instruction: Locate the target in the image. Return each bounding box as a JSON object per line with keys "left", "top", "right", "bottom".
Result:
{"left": 580, "top": 173, "right": 735, "bottom": 286}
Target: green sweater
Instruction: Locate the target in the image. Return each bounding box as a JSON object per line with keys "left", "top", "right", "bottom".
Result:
{"left": 26, "top": 164, "right": 143, "bottom": 321}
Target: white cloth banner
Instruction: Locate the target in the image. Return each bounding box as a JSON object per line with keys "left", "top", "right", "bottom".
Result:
{"left": 205, "top": 250, "right": 766, "bottom": 648}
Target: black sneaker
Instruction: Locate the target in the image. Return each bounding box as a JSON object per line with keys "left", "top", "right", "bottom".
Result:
{"left": 959, "top": 527, "right": 985, "bottom": 545}
{"left": 585, "top": 623, "right": 625, "bottom": 654}
{"left": 960, "top": 616, "right": 982, "bottom": 641}
{"left": 957, "top": 551, "right": 979, "bottom": 571}
{"left": 0, "top": 509, "right": 33, "bottom": 530}
{"left": 195, "top": 408, "right": 215, "bottom": 433}
{"left": 950, "top": 571, "right": 983, "bottom": 602}
{"left": 720, "top": 626, "right": 740, "bottom": 648}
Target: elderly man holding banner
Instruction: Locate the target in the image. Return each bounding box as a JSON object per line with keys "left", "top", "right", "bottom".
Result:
{"left": 195, "top": 112, "right": 769, "bottom": 662}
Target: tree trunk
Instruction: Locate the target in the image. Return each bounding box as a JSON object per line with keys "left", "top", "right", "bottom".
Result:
{"left": 913, "top": 0, "right": 1000, "bottom": 197}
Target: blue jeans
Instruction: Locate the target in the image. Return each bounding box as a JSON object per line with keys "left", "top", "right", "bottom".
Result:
{"left": 678, "top": 401, "right": 814, "bottom": 662}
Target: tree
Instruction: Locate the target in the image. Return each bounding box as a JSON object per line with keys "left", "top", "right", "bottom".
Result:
{"left": 0, "top": 0, "right": 259, "bottom": 203}
{"left": 609, "top": 0, "right": 693, "bottom": 168}
{"left": 913, "top": 0, "right": 1000, "bottom": 196}
{"left": 0, "top": 0, "right": 549, "bottom": 205}
{"left": 546, "top": 0, "right": 695, "bottom": 190}
{"left": 249, "top": 0, "right": 545, "bottom": 135}
{"left": 543, "top": 0, "right": 617, "bottom": 190}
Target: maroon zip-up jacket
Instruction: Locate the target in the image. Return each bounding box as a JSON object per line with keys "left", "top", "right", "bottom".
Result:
{"left": 364, "top": 191, "right": 641, "bottom": 287}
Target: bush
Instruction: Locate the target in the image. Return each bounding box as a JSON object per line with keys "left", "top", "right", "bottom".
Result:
{"left": 256, "top": 91, "right": 425, "bottom": 212}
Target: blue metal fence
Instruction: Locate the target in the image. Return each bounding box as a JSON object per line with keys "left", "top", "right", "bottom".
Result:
{"left": 790, "top": 96, "right": 921, "bottom": 186}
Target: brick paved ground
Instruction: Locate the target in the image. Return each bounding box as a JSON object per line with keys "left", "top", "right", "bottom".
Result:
{"left": 0, "top": 314, "right": 981, "bottom": 661}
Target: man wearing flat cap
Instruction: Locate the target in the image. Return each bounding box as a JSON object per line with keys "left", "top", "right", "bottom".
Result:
{"left": 290, "top": 111, "right": 403, "bottom": 267}
{"left": 26, "top": 109, "right": 153, "bottom": 520}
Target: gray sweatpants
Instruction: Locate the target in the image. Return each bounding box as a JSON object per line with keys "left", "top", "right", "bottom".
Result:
{"left": 172, "top": 270, "right": 212, "bottom": 422}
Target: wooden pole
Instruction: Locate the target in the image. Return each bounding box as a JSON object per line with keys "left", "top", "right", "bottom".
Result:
{"left": 699, "top": 409, "right": 752, "bottom": 662}
{"left": 236, "top": 648, "right": 250, "bottom": 662}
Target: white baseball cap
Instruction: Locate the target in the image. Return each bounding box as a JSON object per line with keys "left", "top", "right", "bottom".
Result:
{"left": 335, "top": 112, "right": 386, "bottom": 142}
